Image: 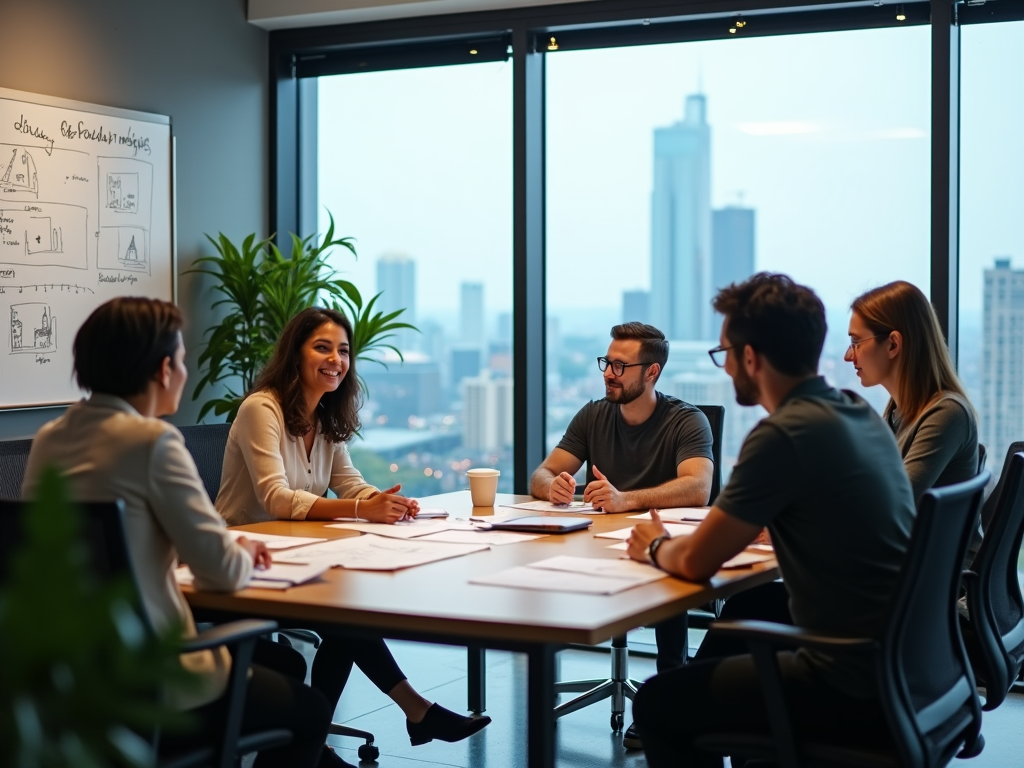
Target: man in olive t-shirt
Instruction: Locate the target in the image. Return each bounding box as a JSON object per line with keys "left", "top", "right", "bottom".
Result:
{"left": 531, "top": 322, "right": 714, "bottom": 749}
{"left": 627, "top": 274, "right": 916, "bottom": 768}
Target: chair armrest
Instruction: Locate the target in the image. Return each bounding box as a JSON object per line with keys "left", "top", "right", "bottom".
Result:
{"left": 182, "top": 619, "right": 278, "bottom": 654}
{"left": 709, "top": 620, "right": 879, "bottom": 654}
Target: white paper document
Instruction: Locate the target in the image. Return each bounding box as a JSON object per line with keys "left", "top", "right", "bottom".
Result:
{"left": 528, "top": 555, "right": 666, "bottom": 585}
{"left": 227, "top": 530, "right": 328, "bottom": 550}
{"left": 415, "top": 530, "right": 544, "bottom": 546}
{"left": 601, "top": 542, "right": 773, "bottom": 571}
{"left": 594, "top": 522, "right": 699, "bottom": 541}
{"left": 275, "top": 534, "right": 489, "bottom": 571}
{"left": 470, "top": 566, "right": 648, "bottom": 595}
{"left": 175, "top": 561, "right": 330, "bottom": 588}
{"left": 499, "top": 499, "right": 601, "bottom": 514}
{"left": 325, "top": 519, "right": 472, "bottom": 539}
{"left": 629, "top": 507, "right": 711, "bottom": 523}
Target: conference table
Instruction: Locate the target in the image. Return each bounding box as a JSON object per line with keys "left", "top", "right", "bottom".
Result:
{"left": 183, "top": 492, "right": 779, "bottom": 767}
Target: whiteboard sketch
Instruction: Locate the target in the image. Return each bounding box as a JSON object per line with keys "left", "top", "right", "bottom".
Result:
{"left": 0, "top": 86, "right": 173, "bottom": 408}
{"left": 97, "top": 156, "right": 152, "bottom": 275}
{"left": 1, "top": 147, "right": 38, "bottom": 196}
{"left": 10, "top": 302, "right": 56, "bottom": 355}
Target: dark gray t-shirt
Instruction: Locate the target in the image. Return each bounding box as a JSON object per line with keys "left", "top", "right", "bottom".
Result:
{"left": 715, "top": 377, "right": 915, "bottom": 697}
{"left": 557, "top": 392, "right": 713, "bottom": 495}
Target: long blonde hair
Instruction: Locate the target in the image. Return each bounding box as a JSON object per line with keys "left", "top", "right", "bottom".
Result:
{"left": 851, "top": 281, "right": 970, "bottom": 424}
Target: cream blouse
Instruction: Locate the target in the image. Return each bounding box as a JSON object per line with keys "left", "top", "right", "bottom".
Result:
{"left": 216, "top": 390, "right": 377, "bottom": 525}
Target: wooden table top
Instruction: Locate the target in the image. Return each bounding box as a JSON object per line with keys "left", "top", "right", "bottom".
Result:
{"left": 183, "top": 493, "right": 779, "bottom": 646}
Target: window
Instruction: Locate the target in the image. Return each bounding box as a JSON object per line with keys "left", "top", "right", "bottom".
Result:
{"left": 545, "top": 27, "right": 931, "bottom": 478}
{"left": 959, "top": 21, "right": 1024, "bottom": 490}
{"left": 317, "top": 61, "right": 514, "bottom": 494}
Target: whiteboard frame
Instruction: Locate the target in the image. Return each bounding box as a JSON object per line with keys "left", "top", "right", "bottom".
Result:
{"left": 0, "top": 87, "right": 176, "bottom": 411}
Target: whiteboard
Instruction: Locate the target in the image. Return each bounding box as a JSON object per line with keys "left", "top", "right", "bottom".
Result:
{"left": 0, "top": 87, "right": 174, "bottom": 409}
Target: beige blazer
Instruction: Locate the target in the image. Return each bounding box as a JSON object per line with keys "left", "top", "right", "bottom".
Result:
{"left": 216, "top": 390, "right": 377, "bottom": 526}
{"left": 22, "top": 394, "right": 253, "bottom": 710}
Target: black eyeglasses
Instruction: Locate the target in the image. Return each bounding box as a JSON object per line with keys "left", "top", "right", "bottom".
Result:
{"left": 597, "top": 357, "right": 652, "bottom": 376}
{"left": 708, "top": 345, "right": 736, "bottom": 368}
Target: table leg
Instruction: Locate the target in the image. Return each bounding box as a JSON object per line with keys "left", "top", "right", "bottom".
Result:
{"left": 527, "top": 644, "right": 556, "bottom": 768}
{"left": 467, "top": 645, "right": 486, "bottom": 713}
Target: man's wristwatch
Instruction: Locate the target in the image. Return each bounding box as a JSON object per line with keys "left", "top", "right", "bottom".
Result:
{"left": 648, "top": 534, "right": 671, "bottom": 569}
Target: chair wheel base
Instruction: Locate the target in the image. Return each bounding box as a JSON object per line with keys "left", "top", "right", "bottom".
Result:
{"left": 611, "top": 713, "right": 624, "bottom": 731}
{"left": 358, "top": 743, "right": 380, "bottom": 761}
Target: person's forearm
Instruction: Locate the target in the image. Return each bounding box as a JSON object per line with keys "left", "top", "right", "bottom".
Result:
{"left": 307, "top": 497, "right": 359, "bottom": 520}
{"left": 530, "top": 467, "right": 556, "bottom": 499}
{"left": 624, "top": 475, "right": 711, "bottom": 510}
{"left": 656, "top": 536, "right": 717, "bottom": 582}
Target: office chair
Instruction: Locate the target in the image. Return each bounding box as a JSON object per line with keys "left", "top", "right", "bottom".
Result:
{"left": 178, "top": 423, "right": 232, "bottom": 502}
{"left": 0, "top": 438, "right": 33, "bottom": 499}
{"left": 0, "top": 499, "right": 290, "bottom": 768}
{"left": 177, "top": 422, "right": 381, "bottom": 761}
{"left": 551, "top": 404, "right": 725, "bottom": 731}
{"left": 694, "top": 470, "right": 990, "bottom": 768}
{"left": 962, "top": 445, "right": 1024, "bottom": 710}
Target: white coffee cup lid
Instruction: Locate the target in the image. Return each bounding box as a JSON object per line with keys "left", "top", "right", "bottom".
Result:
{"left": 466, "top": 468, "right": 500, "bottom": 476}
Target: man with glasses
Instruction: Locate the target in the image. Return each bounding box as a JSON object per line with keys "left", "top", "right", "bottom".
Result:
{"left": 625, "top": 273, "right": 915, "bottom": 768}
{"left": 530, "top": 321, "right": 714, "bottom": 748}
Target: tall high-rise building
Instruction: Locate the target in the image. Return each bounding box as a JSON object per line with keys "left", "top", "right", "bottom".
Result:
{"left": 622, "top": 290, "right": 650, "bottom": 325}
{"left": 650, "top": 93, "right": 712, "bottom": 340}
{"left": 376, "top": 253, "right": 417, "bottom": 351}
{"left": 463, "top": 371, "right": 513, "bottom": 452}
{"left": 460, "top": 282, "right": 485, "bottom": 349}
{"left": 982, "top": 258, "right": 1024, "bottom": 462}
{"left": 712, "top": 206, "right": 755, "bottom": 293}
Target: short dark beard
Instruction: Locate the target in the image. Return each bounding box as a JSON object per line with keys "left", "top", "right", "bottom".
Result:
{"left": 732, "top": 364, "right": 760, "bottom": 407}
{"left": 606, "top": 377, "right": 647, "bottom": 405}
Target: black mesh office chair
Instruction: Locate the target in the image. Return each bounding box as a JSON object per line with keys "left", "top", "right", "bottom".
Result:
{"left": 0, "top": 499, "right": 289, "bottom": 768}
{"left": 178, "top": 423, "right": 232, "bottom": 502}
{"left": 177, "top": 422, "right": 381, "bottom": 761}
{"left": 694, "top": 471, "right": 990, "bottom": 768}
{"left": 551, "top": 404, "right": 726, "bottom": 731}
{"left": 0, "top": 438, "right": 33, "bottom": 499}
{"left": 963, "top": 445, "right": 1024, "bottom": 710}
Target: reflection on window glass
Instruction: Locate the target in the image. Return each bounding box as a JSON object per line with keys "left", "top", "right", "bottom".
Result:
{"left": 546, "top": 27, "right": 931, "bottom": 479}
{"left": 960, "top": 22, "right": 1024, "bottom": 493}
{"left": 318, "top": 62, "right": 513, "bottom": 495}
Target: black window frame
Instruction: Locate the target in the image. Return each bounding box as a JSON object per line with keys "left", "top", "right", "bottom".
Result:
{"left": 270, "top": 0, "right": 1024, "bottom": 494}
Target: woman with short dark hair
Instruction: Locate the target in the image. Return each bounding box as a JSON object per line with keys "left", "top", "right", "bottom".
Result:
{"left": 845, "top": 280, "right": 979, "bottom": 501}
{"left": 23, "top": 297, "right": 332, "bottom": 768}
{"left": 216, "top": 307, "right": 490, "bottom": 766}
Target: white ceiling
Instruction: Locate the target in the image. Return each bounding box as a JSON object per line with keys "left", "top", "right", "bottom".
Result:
{"left": 247, "top": 0, "right": 601, "bottom": 30}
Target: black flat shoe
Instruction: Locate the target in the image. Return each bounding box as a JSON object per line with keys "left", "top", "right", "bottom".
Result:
{"left": 407, "top": 703, "right": 491, "bottom": 746}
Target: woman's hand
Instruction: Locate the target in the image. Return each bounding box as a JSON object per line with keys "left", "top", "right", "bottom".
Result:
{"left": 360, "top": 484, "right": 417, "bottom": 524}
{"left": 236, "top": 537, "right": 272, "bottom": 570}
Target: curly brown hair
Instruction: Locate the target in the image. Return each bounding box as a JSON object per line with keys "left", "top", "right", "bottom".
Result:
{"left": 250, "top": 307, "right": 361, "bottom": 443}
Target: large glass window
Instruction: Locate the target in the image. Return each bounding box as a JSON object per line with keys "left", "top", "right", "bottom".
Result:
{"left": 546, "top": 27, "right": 931, "bottom": 478}
{"left": 959, "top": 21, "right": 1024, "bottom": 488}
{"left": 317, "top": 62, "right": 513, "bottom": 495}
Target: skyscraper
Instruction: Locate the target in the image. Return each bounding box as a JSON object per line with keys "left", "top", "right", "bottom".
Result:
{"left": 622, "top": 290, "right": 650, "bottom": 325}
{"left": 650, "top": 93, "right": 712, "bottom": 340}
{"left": 463, "top": 371, "right": 513, "bottom": 452}
{"left": 712, "top": 206, "right": 756, "bottom": 293}
{"left": 376, "top": 253, "right": 417, "bottom": 351}
{"left": 982, "top": 258, "right": 1024, "bottom": 463}
{"left": 460, "top": 282, "right": 485, "bottom": 350}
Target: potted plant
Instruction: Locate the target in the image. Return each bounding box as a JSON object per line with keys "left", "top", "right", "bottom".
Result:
{"left": 189, "top": 213, "right": 416, "bottom": 422}
{"left": 0, "top": 467, "right": 189, "bottom": 768}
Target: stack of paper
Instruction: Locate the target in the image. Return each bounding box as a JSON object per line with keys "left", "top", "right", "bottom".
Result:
{"left": 594, "top": 522, "right": 699, "bottom": 541}
{"left": 175, "top": 562, "right": 330, "bottom": 590}
{"left": 227, "top": 530, "right": 327, "bottom": 550}
{"left": 326, "top": 519, "right": 474, "bottom": 539}
{"left": 629, "top": 507, "right": 710, "bottom": 523}
{"left": 276, "top": 534, "right": 489, "bottom": 571}
{"left": 470, "top": 555, "right": 667, "bottom": 595}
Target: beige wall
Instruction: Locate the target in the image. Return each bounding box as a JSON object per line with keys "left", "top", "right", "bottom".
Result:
{"left": 0, "top": 0, "right": 268, "bottom": 437}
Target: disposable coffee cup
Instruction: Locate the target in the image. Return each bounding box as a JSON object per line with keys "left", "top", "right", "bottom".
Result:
{"left": 466, "top": 468, "right": 500, "bottom": 507}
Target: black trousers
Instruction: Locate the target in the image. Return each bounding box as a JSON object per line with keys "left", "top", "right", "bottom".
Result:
{"left": 311, "top": 634, "right": 408, "bottom": 706}
{"left": 634, "top": 582, "right": 891, "bottom": 768}
{"left": 161, "top": 639, "right": 331, "bottom": 768}
{"left": 654, "top": 612, "right": 690, "bottom": 671}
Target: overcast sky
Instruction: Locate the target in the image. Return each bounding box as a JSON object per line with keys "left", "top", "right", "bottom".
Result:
{"left": 318, "top": 21, "right": 1023, "bottom": 334}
